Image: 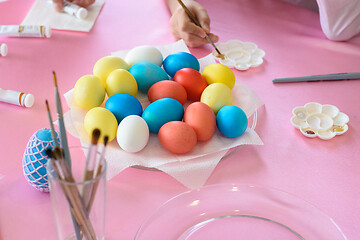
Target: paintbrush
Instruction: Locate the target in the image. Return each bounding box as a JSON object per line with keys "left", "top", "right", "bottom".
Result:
{"left": 45, "top": 100, "right": 59, "bottom": 148}
{"left": 51, "top": 73, "right": 82, "bottom": 239}
{"left": 45, "top": 101, "right": 83, "bottom": 240}
{"left": 53, "top": 71, "right": 71, "bottom": 168}
{"left": 272, "top": 72, "right": 360, "bottom": 83}
{"left": 94, "top": 135, "right": 108, "bottom": 179}
{"left": 87, "top": 135, "right": 108, "bottom": 211}
{"left": 176, "top": 0, "right": 225, "bottom": 59}
{"left": 46, "top": 148, "right": 97, "bottom": 240}
{"left": 81, "top": 129, "right": 101, "bottom": 209}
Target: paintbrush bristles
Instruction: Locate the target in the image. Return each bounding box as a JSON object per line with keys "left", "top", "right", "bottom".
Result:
{"left": 53, "top": 71, "right": 58, "bottom": 87}
{"left": 91, "top": 129, "right": 101, "bottom": 145}
{"left": 53, "top": 147, "right": 63, "bottom": 159}
{"left": 45, "top": 101, "right": 59, "bottom": 148}
{"left": 45, "top": 149, "right": 54, "bottom": 159}
{"left": 103, "top": 136, "right": 108, "bottom": 146}
{"left": 45, "top": 100, "right": 50, "bottom": 111}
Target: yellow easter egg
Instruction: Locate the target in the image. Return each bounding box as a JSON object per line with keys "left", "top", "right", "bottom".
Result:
{"left": 73, "top": 75, "right": 105, "bottom": 110}
{"left": 200, "top": 83, "right": 232, "bottom": 114}
{"left": 93, "top": 56, "right": 130, "bottom": 87}
{"left": 202, "top": 63, "right": 235, "bottom": 89}
{"left": 84, "top": 107, "right": 118, "bottom": 142}
{"left": 106, "top": 69, "right": 138, "bottom": 97}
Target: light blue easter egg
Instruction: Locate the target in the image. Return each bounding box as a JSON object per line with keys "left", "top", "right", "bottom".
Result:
{"left": 23, "top": 128, "right": 60, "bottom": 192}
{"left": 216, "top": 105, "right": 248, "bottom": 138}
{"left": 129, "top": 62, "right": 169, "bottom": 93}
{"left": 163, "top": 52, "right": 200, "bottom": 78}
{"left": 142, "top": 98, "right": 184, "bottom": 133}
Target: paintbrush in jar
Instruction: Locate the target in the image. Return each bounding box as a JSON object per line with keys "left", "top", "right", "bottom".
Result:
{"left": 53, "top": 71, "right": 72, "bottom": 168}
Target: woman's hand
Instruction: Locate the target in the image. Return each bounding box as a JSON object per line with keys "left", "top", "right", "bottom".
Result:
{"left": 167, "top": 0, "right": 219, "bottom": 47}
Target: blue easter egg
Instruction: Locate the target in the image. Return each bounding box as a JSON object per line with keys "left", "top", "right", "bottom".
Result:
{"left": 105, "top": 93, "right": 143, "bottom": 124}
{"left": 142, "top": 98, "right": 184, "bottom": 133}
{"left": 163, "top": 52, "right": 200, "bottom": 78}
{"left": 129, "top": 62, "right": 169, "bottom": 93}
{"left": 23, "top": 128, "right": 60, "bottom": 192}
{"left": 216, "top": 105, "right": 248, "bottom": 138}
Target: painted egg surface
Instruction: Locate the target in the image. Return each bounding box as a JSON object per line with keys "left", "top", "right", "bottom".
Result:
{"left": 184, "top": 102, "right": 216, "bottom": 141}
{"left": 142, "top": 98, "right": 184, "bottom": 133}
{"left": 105, "top": 93, "right": 143, "bottom": 124}
{"left": 173, "top": 68, "right": 208, "bottom": 101}
{"left": 84, "top": 107, "right": 118, "bottom": 142}
{"left": 73, "top": 75, "right": 105, "bottom": 110}
{"left": 202, "top": 63, "right": 235, "bottom": 89}
{"left": 200, "top": 83, "right": 233, "bottom": 114}
{"left": 216, "top": 105, "right": 248, "bottom": 138}
{"left": 158, "top": 121, "right": 197, "bottom": 154}
{"left": 147, "top": 80, "right": 187, "bottom": 105}
{"left": 23, "top": 128, "right": 60, "bottom": 192}
{"left": 105, "top": 69, "right": 138, "bottom": 97}
{"left": 129, "top": 62, "right": 169, "bottom": 93}
{"left": 163, "top": 52, "right": 200, "bottom": 78}
{"left": 93, "top": 56, "right": 130, "bottom": 87}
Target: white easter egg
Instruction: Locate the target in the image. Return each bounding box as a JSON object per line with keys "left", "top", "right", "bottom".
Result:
{"left": 125, "top": 45, "right": 163, "bottom": 67}
{"left": 117, "top": 115, "right": 149, "bottom": 152}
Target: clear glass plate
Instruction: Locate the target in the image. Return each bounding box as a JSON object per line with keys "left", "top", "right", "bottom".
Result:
{"left": 134, "top": 184, "right": 347, "bottom": 240}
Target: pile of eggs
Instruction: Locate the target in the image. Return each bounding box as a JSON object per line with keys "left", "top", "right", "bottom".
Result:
{"left": 73, "top": 45, "right": 248, "bottom": 154}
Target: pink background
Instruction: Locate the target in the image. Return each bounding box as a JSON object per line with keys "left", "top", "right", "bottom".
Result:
{"left": 1, "top": 0, "right": 359, "bottom": 239}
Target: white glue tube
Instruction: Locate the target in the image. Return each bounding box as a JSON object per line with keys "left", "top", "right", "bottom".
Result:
{"left": 0, "top": 25, "right": 51, "bottom": 38}
{"left": 63, "top": 1, "right": 88, "bottom": 19}
{"left": 0, "top": 44, "right": 7, "bottom": 56}
{"left": 0, "top": 88, "right": 35, "bottom": 108}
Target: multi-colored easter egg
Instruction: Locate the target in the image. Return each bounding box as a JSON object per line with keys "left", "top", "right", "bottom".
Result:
{"left": 23, "top": 128, "right": 60, "bottom": 192}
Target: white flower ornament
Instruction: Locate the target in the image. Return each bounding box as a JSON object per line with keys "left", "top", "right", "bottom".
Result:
{"left": 291, "top": 102, "right": 349, "bottom": 140}
{"left": 212, "top": 40, "right": 265, "bottom": 70}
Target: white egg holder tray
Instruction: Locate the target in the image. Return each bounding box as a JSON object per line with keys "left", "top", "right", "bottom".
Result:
{"left": 291, "top": 102, "right": 349, "bottom": 140}
{"left": 212, "top": 40, "right": 265, "bottom": 71}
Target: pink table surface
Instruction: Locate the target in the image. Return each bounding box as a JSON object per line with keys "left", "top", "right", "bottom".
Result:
{"left": 1, "top": 0, "right": 360, "bottom": 239}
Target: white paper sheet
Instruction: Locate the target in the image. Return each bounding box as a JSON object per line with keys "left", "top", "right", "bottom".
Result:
{"left": 22, "top": 0, "right": 105, "bottom": 32}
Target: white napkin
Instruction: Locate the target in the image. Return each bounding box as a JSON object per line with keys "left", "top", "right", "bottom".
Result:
{"left": 22, "top": 0, "right": 105, "bottom": 32}
{"left": 63, "top": 40, "right": 264, "bottom": 189}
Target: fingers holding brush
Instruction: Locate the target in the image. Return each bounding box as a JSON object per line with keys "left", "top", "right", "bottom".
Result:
{"left": 167, "top": 0, "right": 219, "bottom": 47}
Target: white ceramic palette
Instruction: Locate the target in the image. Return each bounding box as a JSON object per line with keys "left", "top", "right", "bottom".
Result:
{"left": 212, "top": 40, "right": 265, "bottom": 70}
{"left": 291, "top": 102, "right": 349, "bottom": 140}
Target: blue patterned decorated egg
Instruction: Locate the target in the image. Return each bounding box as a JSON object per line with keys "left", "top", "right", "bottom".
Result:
{"left": 23, "top": 128, "right": 60, "bottom": 192}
